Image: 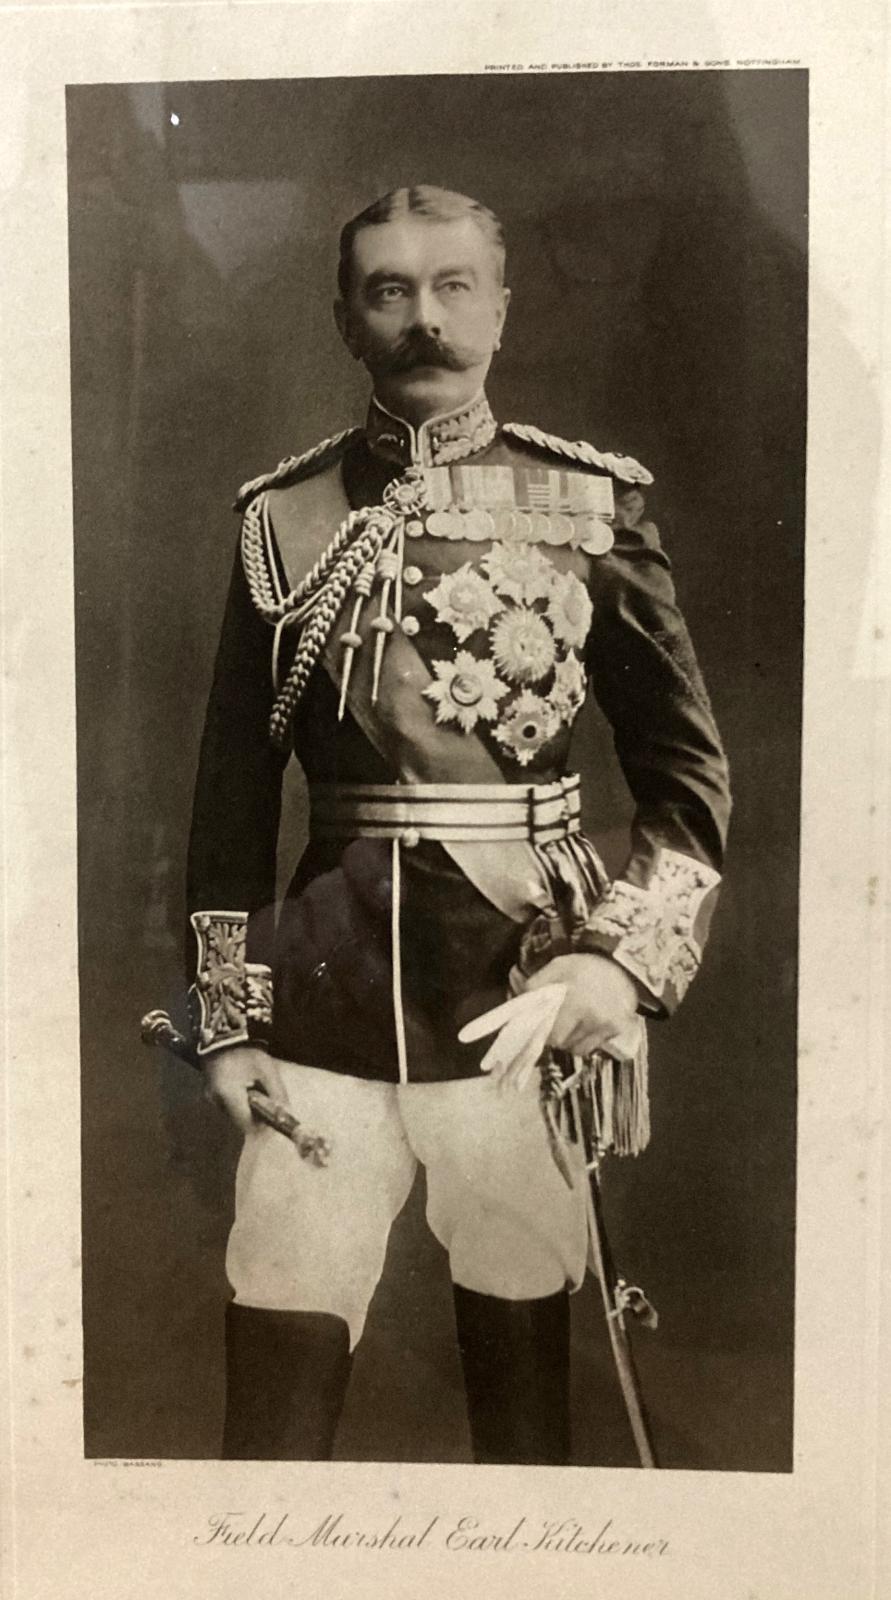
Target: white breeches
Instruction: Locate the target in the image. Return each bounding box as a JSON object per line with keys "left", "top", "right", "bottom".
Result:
{"left": 226, "top": 1060, "right": 590, "bottom": 1349}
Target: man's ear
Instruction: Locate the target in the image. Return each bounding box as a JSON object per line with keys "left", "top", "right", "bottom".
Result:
{"left": 333, "top": 298, "right": 362, "bottom": 360}
{"left": 494, "top": 286, "right": 511, "bottom": 350}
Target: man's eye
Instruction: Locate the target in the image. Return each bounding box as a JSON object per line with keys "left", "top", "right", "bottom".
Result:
{"left": 442, "top": 280, "right": 471, "bottom": 294}
{"left": 374, "top": 285, "right": 406, "bottom": 303}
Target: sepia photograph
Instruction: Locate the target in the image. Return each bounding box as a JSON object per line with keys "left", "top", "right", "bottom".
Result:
{"left": 68, "top": 67, "right": 806, "bottom": 1472}
{"left": 3, "top": 0, "right": 889, "bottom": 1593}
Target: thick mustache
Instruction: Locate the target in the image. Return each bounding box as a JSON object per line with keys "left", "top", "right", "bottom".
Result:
{"left": 387, "top": 333, "right": 475, "bottom": 372}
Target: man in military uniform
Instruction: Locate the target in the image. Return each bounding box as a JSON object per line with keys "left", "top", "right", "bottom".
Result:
{"left": 182, "top": 185, "right": 731, "bottom": 1464}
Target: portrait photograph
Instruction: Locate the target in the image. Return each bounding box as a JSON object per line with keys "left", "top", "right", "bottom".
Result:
{"left": 1, "top": 3, "right": 886, "bottom": 1596}
{"left": 68, "top": 67, "right": 805, "bottom": 1471}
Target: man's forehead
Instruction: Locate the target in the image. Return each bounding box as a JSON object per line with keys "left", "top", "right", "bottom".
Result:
{"left": 350, "top": 215, "right": 496, "bottom": 276}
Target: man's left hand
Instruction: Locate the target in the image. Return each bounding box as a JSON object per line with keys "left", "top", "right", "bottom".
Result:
{"left": 524, "top": 953, "right": 639, "bottom": 1057}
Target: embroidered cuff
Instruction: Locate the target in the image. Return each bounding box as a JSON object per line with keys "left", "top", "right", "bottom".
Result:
{"left": 190, "top": 911, "right": 273, "bottom": 1056}
{"left": 575, "top": 848, "right": 721, "bottom": 1012}
{"left": 245, "top": 964, "right": 274, "bottom": 1030}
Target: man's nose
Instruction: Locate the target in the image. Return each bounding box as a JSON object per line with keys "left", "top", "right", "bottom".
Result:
{"left": 412, "top": 288, "right": 442, "bottom": 336}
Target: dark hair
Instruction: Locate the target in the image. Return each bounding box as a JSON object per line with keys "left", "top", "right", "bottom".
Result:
{"left": 337, "top": 185, "right": 506, "bottom": 298}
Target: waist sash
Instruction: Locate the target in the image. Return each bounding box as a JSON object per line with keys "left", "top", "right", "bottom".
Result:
{"left": 309, "top": 776, "right": 582, "bottom": 845}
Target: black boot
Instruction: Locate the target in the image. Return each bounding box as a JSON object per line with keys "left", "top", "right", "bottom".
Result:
{"left": 452, "top": 1284, "right": 571, "bottom": 1465}
{"left": 222, "top": 1303, "right": 352, "bottom": 1460}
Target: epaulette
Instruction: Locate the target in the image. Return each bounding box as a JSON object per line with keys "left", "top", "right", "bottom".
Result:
{"left": 502, "top": 422, "right": 653, "bottom": 487}
{"left": 233, "top": 427, "right": 362, "bottom": 512}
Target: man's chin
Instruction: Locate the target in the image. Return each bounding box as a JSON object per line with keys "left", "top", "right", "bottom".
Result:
{"left": 390, "top": 364, "right": 460, "bottom": 389}
{"left": 374, "top": 366, "right": 483, "bottom": 421}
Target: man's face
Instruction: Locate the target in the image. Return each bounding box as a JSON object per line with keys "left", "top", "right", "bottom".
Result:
{"left": 334, "top": 215, "right": 510, "bottom": 423}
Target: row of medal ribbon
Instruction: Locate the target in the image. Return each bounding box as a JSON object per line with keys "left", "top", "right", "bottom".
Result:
{"left": 423, "top": 462, "right": 617, "bottom": 517}
{"left": 406, "top": 503, "right": 616, "bottom": 554}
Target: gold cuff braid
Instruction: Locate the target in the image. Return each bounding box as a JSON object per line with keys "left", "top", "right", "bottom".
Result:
{"left": 190, "top": 911, "right": 273, "bottom": 1056}
{"left": 579, "top": 848, "right": 720, "bottom": 1006}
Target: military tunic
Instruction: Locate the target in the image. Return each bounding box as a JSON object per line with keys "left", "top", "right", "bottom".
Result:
{"left": 185, "top": 392, "right": 731, "bottom": 1107}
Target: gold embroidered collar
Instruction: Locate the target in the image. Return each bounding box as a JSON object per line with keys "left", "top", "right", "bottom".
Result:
{"left": 365, "top": 392, "right": 497, "bottom": 468}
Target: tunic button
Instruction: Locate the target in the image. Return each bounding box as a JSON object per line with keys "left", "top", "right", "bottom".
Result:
{"left": 402, "top": 565, "right": 423, "bottom": 586}
{"left": 450, "top": 673, "right": 483, "bottom": 707}
{"left": 401, "top": 615, "right": 420, "bottom": 637}
{"left": 402, "top": 826, "right": 420, "bottom": 849}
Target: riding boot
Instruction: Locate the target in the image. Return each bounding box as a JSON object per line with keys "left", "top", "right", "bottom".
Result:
{"left": 221, "top": 1302, "right": 352, "bottom": 1460}
{"left": 452, "top": 1284, "right": 571, "bottom": 1466}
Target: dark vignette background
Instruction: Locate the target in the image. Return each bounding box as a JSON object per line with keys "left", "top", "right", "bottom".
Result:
{"left": 68, "top": 71, "right": 806, "bottom": 1470}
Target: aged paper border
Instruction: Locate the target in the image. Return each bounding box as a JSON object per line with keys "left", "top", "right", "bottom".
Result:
{"left": 1, "top": 2, "right": 888, "bottom": 1597}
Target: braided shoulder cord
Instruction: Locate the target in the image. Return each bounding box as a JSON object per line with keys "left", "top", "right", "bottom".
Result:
{"left": 283, "top": 507, "right": 372, "bottom": 615}
{"left": 240, "top": 493, "right": 281, "bottom": 621}
{"left": 268, "top": 523, "right": 387, "bottom": 748}
{"left": 233, "top": 426, "right": 362, "bottom": 512}
{"left": 241, "top": 477, "right": 402, "bottom": 745}
{"left": 503, "top": 422, "right": 653, "bottom": 487}
{"left": 241, "top": 491, "right": 371, "bottom": 626}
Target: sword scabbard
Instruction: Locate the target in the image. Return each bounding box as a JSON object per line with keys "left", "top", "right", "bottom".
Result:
{"left": 567, "top": 1076, "right": 660, "bottom": 1469}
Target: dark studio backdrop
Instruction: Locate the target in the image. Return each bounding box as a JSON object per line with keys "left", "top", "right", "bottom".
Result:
{"left": 68, "top": 70, "right": 806, "bottom": 1470}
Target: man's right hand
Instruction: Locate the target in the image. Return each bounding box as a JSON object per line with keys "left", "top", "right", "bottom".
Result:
{"left": 202, "top": 1045, "right": 288, "bottom": 1133}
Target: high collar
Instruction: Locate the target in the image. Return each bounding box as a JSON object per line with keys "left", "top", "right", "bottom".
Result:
{"left": 365, "top": 391, "right": 498, "bottom": 468}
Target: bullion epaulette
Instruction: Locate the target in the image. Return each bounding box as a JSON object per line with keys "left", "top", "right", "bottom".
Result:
{"left": 502, "top": 422, "right": 653, "bottom": 487}
{"left": 233, "top": 427, "right": 362, "bottom": 512}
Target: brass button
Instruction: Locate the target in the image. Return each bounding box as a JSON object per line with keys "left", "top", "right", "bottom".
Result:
{"left": 401, "top": 616, "right": 420, "bottom": 637}
{"left": 402, "top": 826, "right": 420, "bottom": 849}
{"left": 402, "top": 565, "right": 423, "bottom": 586}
